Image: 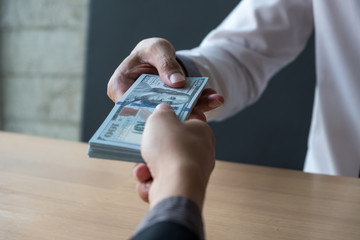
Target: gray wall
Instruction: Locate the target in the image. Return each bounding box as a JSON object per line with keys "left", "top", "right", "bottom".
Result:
{"left": 0, "top": 0, "right": 89, "bottom": 140}
{"left": 82, "top": 0, "right": 315, "bottom": 170}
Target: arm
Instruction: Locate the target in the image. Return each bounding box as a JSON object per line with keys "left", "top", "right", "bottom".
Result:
{"left": 131, "top": 197, "right": 202, "bottom": 240}
{"left": 177, "top": 0, "right": 314, "bottom": 121}
{"left": 131, "top": 103, "right": 215, "bottom": 240}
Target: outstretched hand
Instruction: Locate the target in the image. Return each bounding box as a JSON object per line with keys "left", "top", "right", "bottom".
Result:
{"left": 136, "top": 103, "right": 216, "bottom": 209}
{"left": 107, "top": 37, "right": 224, "bottom": 121}
{"left": 107, "top": 38, "right": 187, "bottom": 103}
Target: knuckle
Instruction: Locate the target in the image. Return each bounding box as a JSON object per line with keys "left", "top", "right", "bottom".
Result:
{"left": 149, "top": 38, "right": 175, "bottom": 56}
{"left": 158, "top": 58, "right": 179, "bottom": 71}
{"left": 150, "top": 37, "right": 172, "bottom": 49}
{"left": 107, "top": 80, "right": 114, "bottom": 98}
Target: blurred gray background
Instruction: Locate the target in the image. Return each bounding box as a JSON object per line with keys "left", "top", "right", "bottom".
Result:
{"left": 0, "top": 0, "right": 315, "bottom": 170}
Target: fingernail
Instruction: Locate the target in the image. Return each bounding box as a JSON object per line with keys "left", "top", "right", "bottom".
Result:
{"left": 170, "top": 73, "right": 185, "bottom": 84}
{"left": 155, "top": 103, "right": 173, "bottom": 110}
{"left": 208, "top": 98, "right": 223, "bottom": 109}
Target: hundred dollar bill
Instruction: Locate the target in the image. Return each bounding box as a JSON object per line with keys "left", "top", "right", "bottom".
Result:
{"left": 88, "top": 74, "right": 208, "bottom": 162}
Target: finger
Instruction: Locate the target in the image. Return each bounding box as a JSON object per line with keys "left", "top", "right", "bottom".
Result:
{"left": 107, "top": 71, "right": 134, "bottom": 103}
{"left": 136, "top": 181, "right": 152, "bottom": 203}
{"left": 107, "top": 55, "right": 142, "bottom": 103}
{"left": 194, "top": 92, "right": 224, "bottom": 113}
{"left": 144, "top": 103, "right": 179, "bottom": 134}
{"left": 157, "top": 61, "right": 186, "bottom": 88}
{"left": 188, "top": 108, "right": 207, "bottom": 122}
{"left": 154, "top": 103, "right": 174, "bottom": 111}
{"left": 108, "top": 52, "right": 161, "bottom": 103}
{"left": 201, "top": 88, "right": 218, "bottom": 96}
{"left": 141, "top": 103, "right": 180, "bottom": 162}
{"left": 133, "top": 163, "right": 152, "bottom": 182}
{"left": 148, "top": 103, "right": 181, "bottom": 127}
{"left": 145, "top": 39, "right": 186, "bottom": 88}
{"left": 149, "top": 103, "right": 178, "bottom": 120}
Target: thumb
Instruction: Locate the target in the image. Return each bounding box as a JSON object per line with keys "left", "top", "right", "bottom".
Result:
{"left": 147, "top": 39, "right": 186, "bottom": 88}
{"left": 146, "top": 103, "right": 179, "bottom": 127}
{"left": 152, "top": 103, "right": 177, "bottom": 117}
{"left": 156, "top": 59, "right": 186, "bottom": 88}
{"left": 141, "top": 103, "right": 179, "bottom": 162}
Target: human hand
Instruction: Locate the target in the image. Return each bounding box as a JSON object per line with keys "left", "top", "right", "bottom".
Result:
{"left": 136, "top": 103, "right": 216, "bottom": 209}
{"left": 107, "top": 38, "right": 224, "bottom": 120}
{"left": 107, "top": 38, "right": 186, "bottom": 103}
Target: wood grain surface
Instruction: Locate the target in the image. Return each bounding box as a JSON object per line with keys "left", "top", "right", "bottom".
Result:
{"left": 1, "top": 131, "right": 359, "bottom": 240}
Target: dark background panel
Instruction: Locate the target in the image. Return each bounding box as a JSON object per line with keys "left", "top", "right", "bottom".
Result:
{"left": 82, "top": 0, "right": 315, "bottom": 170}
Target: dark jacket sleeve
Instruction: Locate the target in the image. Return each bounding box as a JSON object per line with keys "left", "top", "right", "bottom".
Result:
{"left": 130, "top": 221, "right": 200, "bottom": 240}
{"left": 131, "top": 197, "right": 204, "bottom": 240}
{"left": 176, "top": 54, "right": 203, "bottom": 77}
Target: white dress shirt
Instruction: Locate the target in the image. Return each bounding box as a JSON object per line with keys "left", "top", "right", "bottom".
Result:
{"left": 178, "top": 0, "right": 360, "bottom": 177}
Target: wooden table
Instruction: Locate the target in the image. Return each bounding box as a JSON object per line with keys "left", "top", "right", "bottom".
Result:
{"left": 1, "top": 131, "right": 359, "bottom": 240}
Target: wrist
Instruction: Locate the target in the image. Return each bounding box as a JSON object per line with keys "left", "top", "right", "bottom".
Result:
{"left": 149, "top": 162, "right": 208, "bottom": 210}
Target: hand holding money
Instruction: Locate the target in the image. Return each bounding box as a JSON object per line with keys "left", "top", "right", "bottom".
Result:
{"left": 139, "top": 103, "right": 215, "bottom": 209}
{"left": 89, "top": 74, "right": 209, "bottom": 162}
{"left": 107, "top": 38, "right": 187, "bottom": 103}
{"left": 107, "top": 37, "right": 224, "bottom": 114}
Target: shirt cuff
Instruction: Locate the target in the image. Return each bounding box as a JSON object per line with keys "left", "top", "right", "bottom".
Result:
{"left": 176, "top": 53, "right": 203, "bottom": 77}
{"left": 134, "top": 196, "right": 204, "bottom": 240}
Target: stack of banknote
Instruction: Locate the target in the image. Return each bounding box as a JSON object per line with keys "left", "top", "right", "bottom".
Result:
{"left": 88, "top": 74, "right": 208, "bottom": 162}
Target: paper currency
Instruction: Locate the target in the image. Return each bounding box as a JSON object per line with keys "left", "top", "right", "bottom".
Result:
{"left": 88, "top": 74, "right": 208, "bottom": 162}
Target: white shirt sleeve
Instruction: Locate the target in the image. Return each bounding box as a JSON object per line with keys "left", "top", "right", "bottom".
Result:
{"left": 177, "top": 0, "right": 314, "bottom": 121}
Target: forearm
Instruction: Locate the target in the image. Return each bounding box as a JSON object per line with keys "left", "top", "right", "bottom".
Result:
{"left": 177, "top": 0, "right": 314, "bottom": 121}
